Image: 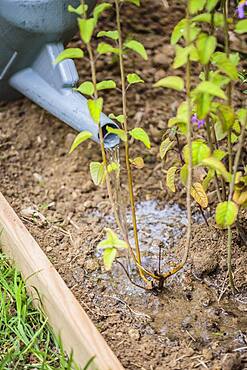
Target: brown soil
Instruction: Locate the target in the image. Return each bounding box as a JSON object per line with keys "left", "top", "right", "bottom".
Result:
{"left": 1, "top": 1, "right": 247, "bottom": 369}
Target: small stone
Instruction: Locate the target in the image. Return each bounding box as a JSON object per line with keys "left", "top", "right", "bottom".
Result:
{"left": 84, "top": 259, "right": 99, "bottom": 272}
{"left": 81, "top": 180, "right": 94, "bottom": 193}
{"left": 46, "top": 246, "right": 53, "bottom": 252}
{"left": 128, "top": 328, "right": 140, "bottom": 340}
{"left": 153, "top": 52, "right": 170, "bottom": 68}
{"left": 33, "top": 173, "right": 43, "bottom": 183}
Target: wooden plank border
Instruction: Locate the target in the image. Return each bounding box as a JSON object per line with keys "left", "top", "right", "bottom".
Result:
{"left": 0, "top": 192, "right": 124, "bottom": 370}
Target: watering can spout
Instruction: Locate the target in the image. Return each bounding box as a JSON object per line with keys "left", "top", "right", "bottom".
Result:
{"left": 9, "top": 43, "right": 120, "bottom": 148}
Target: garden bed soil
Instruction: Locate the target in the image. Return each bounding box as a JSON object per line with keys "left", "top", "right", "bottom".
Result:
{"left": 1, "top": 1, "right": 247, "bottom": 369}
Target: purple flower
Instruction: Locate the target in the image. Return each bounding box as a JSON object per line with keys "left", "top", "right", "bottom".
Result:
{"left": 237, "top": 1, "right": 247, "bottom": 19}
{"left": 191, "top": 113, "right": 206, "bottom": 129}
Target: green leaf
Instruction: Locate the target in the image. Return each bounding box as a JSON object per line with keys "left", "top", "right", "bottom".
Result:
{"left": 78, "top": 18, "right": 95, "bottom": 44}
{"left": 97, "top": 30, "right": 119, "bottom": 40}
{"left": 214, "top": 120, "right": 227, "bottom": 141}
{"left": 107, "top": 162, "right": 120, "bottom": 173}
{"left": 109, "top": 113, "right": 125, "bottom": 124}
{"left": 69, "top": 131, "right": 92, "bottom": 154}
{"left": 180, "top": 164, "right": 188, "bottom": 186}
{"left": 68, "top": 4, "right": 88, "bottom": 16}
{"left": 206, "top": 0, "right": 220, "bottom": 11}
{"left": 160, "top": 138, "right": 174, "bottom": 159}
{"left": 127, "top": 73, "right": 144, "bottom": 85}
{"left": 96, "top": 80, "right": 116, "bottom": 91}
{"left": 237, "top": 108, "right": 247, "bottom": 127}
{"left": 90, "top": 162, "right": 105, "bottom": 186}
{"left": 129, "top": 128, "right": 151, "bottom": 149}
{"left": 193, "top": 12, "right": 224, "bottom": 27}
{"left": 76, "top": 81, "right": 94, "bottom": 96}
{"left": 196, "top": 33, "right": 216, "bottom": 65}
{"left": 173, "top": 45, "right": 191, "bottom": 69}
{"left": 93, "top": 3, "right": 112, "bottom": 22}
{"left": 124, "top": 40, "right": 148, "bottom": 60}
{"left": 235, "top": 19, "right": 247, "bottom": 34}
{"left": 201, "top": 157, "right": 230, "bottom": 182}
{"left": 106, "top": 126, "right": 127, "bottom": 142}
{"left": 54, "top": 48, "right": 84, "bottom": 64}
{"left": 189, "top": 0, "right": 206, "bottom": 14}
{"left": 153, "top": 76, "right": 184, "bottom": 91}
{"left": 183, "top": 140, "right": 211, "bottom": 165}
{"left": 98, "top": 228, "right": 128, "bottom": 250}
{"left": 166, "top": 166, "right": 177, "bottom": 192}
{"left": 126, "top": 0, "right": 140, "bottom": 5}
{"left": 215, "top": 201, "right": 238, "bottom": 228}
{"left": 171, "top": 19, "right": 187, "bottom": 45}
{"left": 213, "top": 149, "right": 226, "bottom": 161}
{"left": 195, "top": 92, "right": 212, "bottom": 119}
{"left": 97, "top": 42, "right": 120, "bottom": 55}
{"left": 88, "top": 98, "right": 103, "bottom": 124}
{"left": 103, "top": 248, "right": 117, "bottom": 271}
{"left": 217, "top": 104, "right": 235, "bottom": 131}
{"left": 194, "top": 81, "right": 227, "bottom": 100}
{"left": 202, "top": 168, "right": 215, "bottom": 190}
{"left": 211, "top": 52, "right": 238, "bottom": 80}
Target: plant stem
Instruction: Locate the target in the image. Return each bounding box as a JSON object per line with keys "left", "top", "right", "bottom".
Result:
{"left": 227, "top": 226, "right": 235, "bottom": 293}
{"left": 223, "top": 0, "right": 233, "bottom": 174}
{"left": 114, "top": 0, "right": 142, "bottom": 271}
{"left": 183, "top": 8, "right": 193, "bottom": 268}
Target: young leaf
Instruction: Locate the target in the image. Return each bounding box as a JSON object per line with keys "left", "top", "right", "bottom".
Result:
{"left": 90, "top": 162, "right": 105, "bottom": 186}
{"left": 217, "top": 104, "right": 235, "bottom": 131}
{"left": 171, "top": 19, "right": 187, "bottom": 45}
{"left": 98, "top": 228, "right": 128, "bottom": 250}
{"left": 206, "top": 0, "right": 220, "bottom": 11}
{"left": 106, "top": 126, "right": 127, "bottom": 142}
{"left": 173, "top": 45, "right": 191, "bottom": 69}
{"left": 215, "top": 201, "right": 238, "bottom": 228}
{"left": 69, "top": 131, "right": 92, "bottom": 154}
{"left": 97, "top": 30, "right": 119, "bottom": 40}
{"left": 126, "top": 0, "right": 140, "bottom": 6}
{"left": 196, "top": 33, "right": 216, "bottom": 65}
{"left": 213, "top": 149, "right": 226, "bottom": 161}
{"left": 76, "top": 81, "right": 94, "bottom": 96}
{"left": 189, "top": 0, "right": 206, "bottom": 14}
{"left": 88, "top": 98, "right": 103, "bottom": 124}
{"left": 54, "top": 48, "right": 84, "bottom": 64}
{"left": 166, "top": 166, "right": 177, "bottom": 192}
{"left": 93, "top": 3, "right": 112, "bottom": 22}
{"left": 153, "top": 76, "right": 184, "bottom": 91}
{"left": 235, "top": 19, "right": 247, "bottom": 34}
{"left": 183, "top": 140, "right": 211, "bottom": 165}
{"left": 124, "top": 40, "right": 148, "bottom": 60}
{"left": 129, "top": 128, "right": 151, "bottom": 149}
{"left": 194, "top": 81, "right": 226, "bottom": 100}
{"left": 129, "top": 157, "right": 145, "bottom": 169}
{"left": 191, "top": 182, "right": 208, "bottom": 208}
{"left": 107, "top": 162, "right": 120, "bottom": 173}
{"left": 202, "top": 168, "right": 215, "bottom": 190}
{"left": 211, "top": 52, "right": 238, "bottom": 80}
{"left": 78, "top": 18, "right": 95, "bottom": 44}
{"left": 160, "top": 138, "right": 174, "bottom": 160}
{"left": 180, "top": 164, "right": 188, "bottom": 186}
{"left": 109, "top": 113, "right": 125, "bottom": 124}
{"left": 127, "top": 73, "right": 144, "bottom": 85}
{"left": 97, "top": 42, "right": 120, "bottom": 55}
{"left": 68, "top": 4, "right": 87, "bottom": 16}
{"left": 103, "top": 248, "right": 117, "bottom": 271}
{"left": 201, "top": 157, "right": 230, "bottom": 182}
{"left": 96, "top": 80, "right": 116, "bottom": 91}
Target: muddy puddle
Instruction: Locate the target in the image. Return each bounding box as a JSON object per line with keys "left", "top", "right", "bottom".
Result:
{"left": 88, "top": 200, "right": 247, "bottom": 356}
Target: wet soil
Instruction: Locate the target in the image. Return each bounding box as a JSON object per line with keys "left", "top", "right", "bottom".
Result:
{"left": 1, "top": 1, "right": 247, "bottom": 369}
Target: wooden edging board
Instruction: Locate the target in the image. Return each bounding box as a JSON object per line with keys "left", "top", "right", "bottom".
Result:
{"left": 0, "top": 192, "right": 124, "bottom": 370}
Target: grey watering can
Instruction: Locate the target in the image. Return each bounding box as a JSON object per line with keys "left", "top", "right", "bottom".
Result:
{"left": 0, "top": 0, "right": 119, "bottom": 148}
